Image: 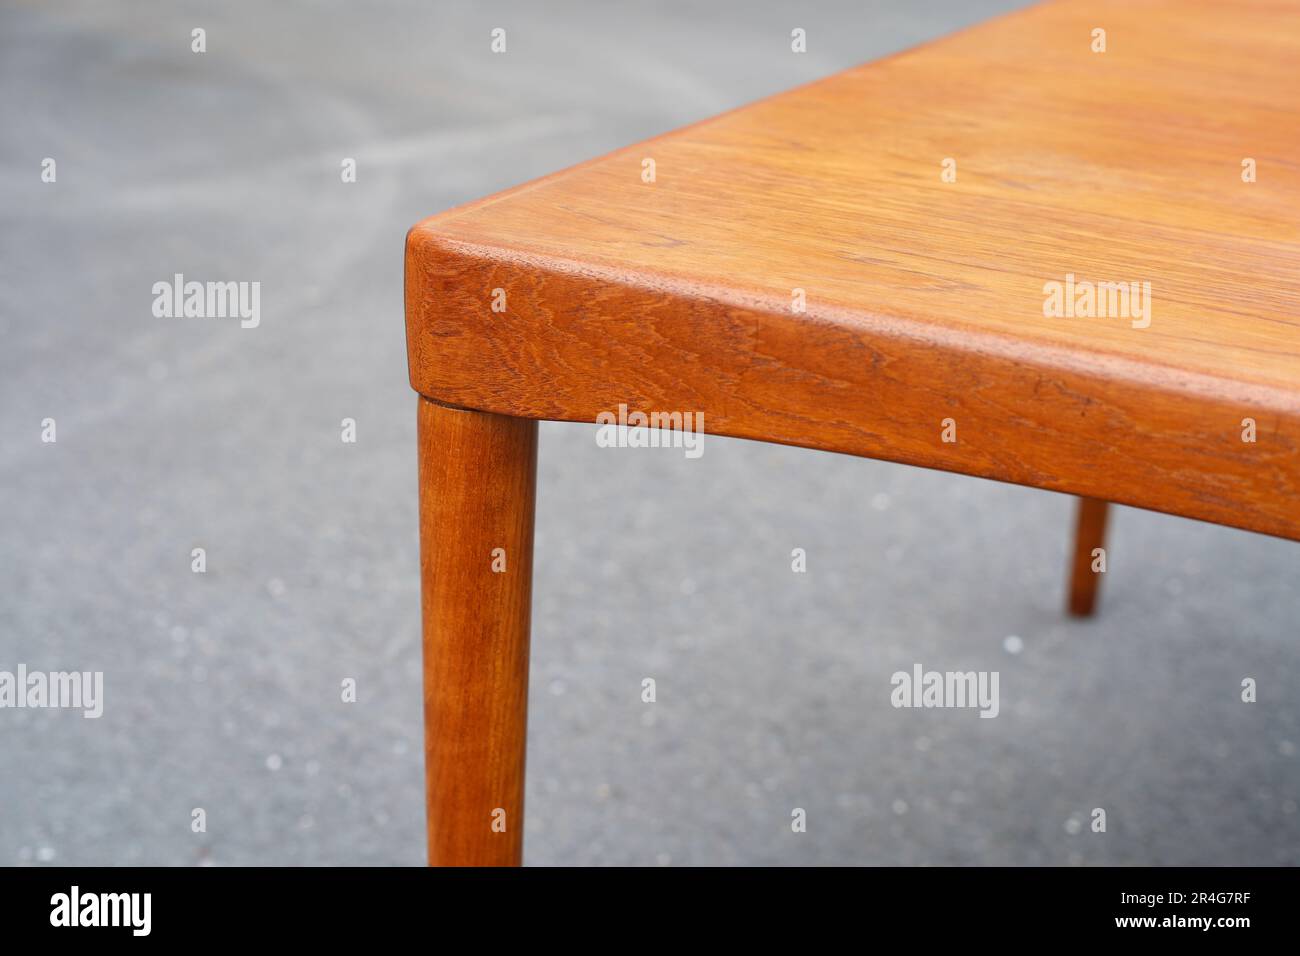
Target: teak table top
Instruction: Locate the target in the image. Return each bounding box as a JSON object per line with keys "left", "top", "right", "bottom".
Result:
{"left": 406, "top": 0, "right": 1300, "bottom": 540}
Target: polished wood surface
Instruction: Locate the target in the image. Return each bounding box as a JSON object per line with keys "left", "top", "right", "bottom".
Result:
{"left": 418, "top": 397, "right": 537, "bottom": 866}
{"left": 407, "top": 0, "right": 1300, "bottom": 540}
{"left": 1068, "top": 497, "right": 1110, "bottom": 617}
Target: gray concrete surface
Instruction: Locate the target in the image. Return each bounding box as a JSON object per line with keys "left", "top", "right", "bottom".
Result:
{"left": 1, "top": 0, "right": 1297, "bottom": 866}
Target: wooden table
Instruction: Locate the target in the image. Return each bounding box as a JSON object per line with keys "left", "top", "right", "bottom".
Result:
{"left": 404, "top": 0, "right": 1300, "bottom": 865}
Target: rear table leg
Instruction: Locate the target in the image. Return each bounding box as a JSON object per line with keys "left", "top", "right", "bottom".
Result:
{"left": 1068, "top": 497, "right": 1109, "bottom": 617}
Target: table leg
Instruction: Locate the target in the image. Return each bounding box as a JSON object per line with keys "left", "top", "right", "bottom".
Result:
{"left": 417, "top": 396, "right": 537, "bottom": 865}
{"left": 1067, "top": 497, "right": 1109, "bottom": 617}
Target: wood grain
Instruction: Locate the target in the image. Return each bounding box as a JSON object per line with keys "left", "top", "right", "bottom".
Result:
{"left": 417, "top": 397, "right": 537, "bottom": 866}
{"left": 1068, "top": 497, "right": 1109, "bottom": 617}
{"left": 406, "top": 0, "right": 1300, "bottom": 540}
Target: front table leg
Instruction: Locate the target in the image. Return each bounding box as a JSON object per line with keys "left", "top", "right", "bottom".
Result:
{"left": 417, "top": 396, "right": 537, "bottom": 866}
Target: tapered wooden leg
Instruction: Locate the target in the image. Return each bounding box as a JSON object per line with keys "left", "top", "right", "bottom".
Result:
{"left": 1068, "top": 497, "right": 1109, "bottom": 617}
{"left": 417, "top": 396, "right": 537, "bottom": 866}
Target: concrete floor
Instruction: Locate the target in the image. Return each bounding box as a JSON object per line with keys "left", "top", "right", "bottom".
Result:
{"left": 1, "top": 0, "right": 1297, "bottom": 866}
